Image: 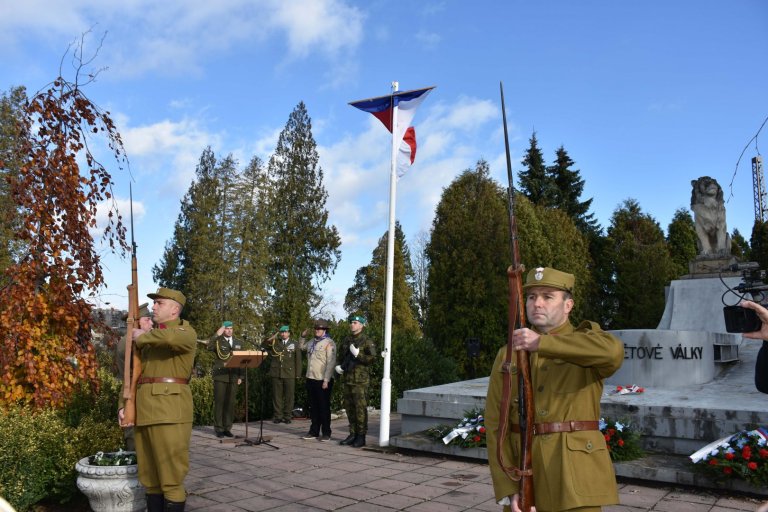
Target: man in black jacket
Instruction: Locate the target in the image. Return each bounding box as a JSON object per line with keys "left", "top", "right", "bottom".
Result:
{"left": 736, "top": 301, "right": 768, "bottom": 393}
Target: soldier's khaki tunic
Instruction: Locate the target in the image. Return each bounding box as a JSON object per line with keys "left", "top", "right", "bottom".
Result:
{"left": 485, "top": 320, "right": 623, "bottom": 512}
{"left": 134, "top": 318, "right": 197, "bottom": 502}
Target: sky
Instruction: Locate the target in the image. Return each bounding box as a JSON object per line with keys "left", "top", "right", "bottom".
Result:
{"left": 1, "top": 0, "right": 767, "bottom": 320}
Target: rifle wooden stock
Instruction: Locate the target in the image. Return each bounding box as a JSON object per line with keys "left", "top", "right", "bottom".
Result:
{"left": 496, "top": 81, "right": 535, "bottom": 511}
{"left": 121, "top": 186, "right": 141, "bottom": 427}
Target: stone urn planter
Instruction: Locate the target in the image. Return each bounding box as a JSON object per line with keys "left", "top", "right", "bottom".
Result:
{"left": 75, "top": 451, "right": 146, "bottom": 512}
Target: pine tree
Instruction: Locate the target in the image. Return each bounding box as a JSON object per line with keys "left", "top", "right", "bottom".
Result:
{"left": 344, "top": 222, "right": 420, "bottom": 337}
{"left": 265, "top": 102, "right": 340, "bottom": 332}
{"left": 548, "top": 146, "right": 599, "bottom": 235}
{"left": 0, "top": 86, "right": 26, "bottom": 276}
{"left": 731, "top": 228, "right": 750, "bottom": 261}
{"left": 667, "top": 208, "right": 697, "bottom": 277}
{"left": 606, "top": 199, "right": 676, "bottom": 329}
{"left": 750, "top": 221, "right": 768, "bottom": 271}
{"left": 518, "top": 132, "right": 555, "bottom": 207}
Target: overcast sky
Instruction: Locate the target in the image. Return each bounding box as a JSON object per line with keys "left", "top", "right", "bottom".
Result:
{"left": 2, "top": 0, "right": 767, "bottom": 319}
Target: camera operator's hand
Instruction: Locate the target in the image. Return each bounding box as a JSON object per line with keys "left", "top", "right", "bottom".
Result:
{"left": 739, "top": 300, "right": 768, "bottom": 339}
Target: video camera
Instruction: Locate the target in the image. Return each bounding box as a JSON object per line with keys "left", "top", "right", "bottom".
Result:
{"left": 722, "top": 262, "right": 768, "bottom": 333}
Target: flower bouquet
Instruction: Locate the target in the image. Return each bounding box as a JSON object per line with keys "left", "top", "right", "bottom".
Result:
{"left": 426, "top": 408, "right": 486, "bottom": 448}
{"left": 690, "top": 427, "right": 768, "bottom": 486}
{"left": 600, "top": 417, "right": 645, "bottom": 461}
{"left": 88, "top": 449, "right": 137, "bottom": 466}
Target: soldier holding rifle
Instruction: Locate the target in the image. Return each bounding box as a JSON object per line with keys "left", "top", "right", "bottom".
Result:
{"left": 485, "top": 267, "right": 623, "bottom": 512}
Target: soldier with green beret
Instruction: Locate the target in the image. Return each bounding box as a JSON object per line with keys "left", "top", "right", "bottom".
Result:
{"left": 116, "top": 302, "right": 152, "bottom": 451}
{"left": 208, "top": 320, "right": 245, "bottom": 438}
{"left": 335, "top": 314, "right": 376, "bottom": 448}
{"left": 484, "top": 267, "right": 624, "bottom": 512}
{"left": 119, "top": 287, "right": 197, "bottom": 512}
{"left": 264, "top": 324, "right": 302, "bottom": 423}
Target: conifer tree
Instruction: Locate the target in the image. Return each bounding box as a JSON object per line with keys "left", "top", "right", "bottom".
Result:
{"left": 750, "top": 221, "right": 768, "bottom": 271}
{"left": 264, "top": 102, "right": 340, "bottom": 331}
{"left": 731, "top": 228, "right": 750, "bottom": 261}
{"left": 518, "top": 132, "right": 555, "bottom": 207}
{"left": 0, "top": 86, "right": 26, "bottom": 276}
{"left": 667, "top": 208, "right": 697, "bottom": 277}
{"left": 606, "top": 199, "right": 676, "bottom": 329}
{"left": 548, "top": 146, "right": 599, "bottom": 235}
{"left": 425, "top": 160, "right": 512, "bottom": 378}
{"left": 344, "top": 222, "right": 420, "bottom": 337}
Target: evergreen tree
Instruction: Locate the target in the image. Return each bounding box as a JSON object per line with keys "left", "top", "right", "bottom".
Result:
{"left": 548, "top": 146, "right": 599, "bottom": 235}
{"left": 264, "top": 102, "right": 340, "bottom": 332}
{"left": 152, "top": 147, "right": 234, "bottom": 335}
{"left": 518, "top": 132, "right": 555, "bottom": 207}
{"left": 224, "top": 156, "right": 271, "bottom": 341}
{"left": 606, "top": 199, "right": 676, "bottom": 329}
{"left": 411, "top": 230, "right": 430, "bottom": 329}
{"left": 750, "top": 221, "right": 768, "bottom": 271}
{"left": 731, "top": 228, "right": 750, "bottom": 261}
{"left": 667, "top": 208, "right": 697, "bottom": 277}
{"left": 344, "top": 222, "right": 420, "bottom": 337}
{"left": 0, "top": 86, "right": 27, "bottom": 276}
{"left": 426, "top": 160, "right": 509, "bottom": 378}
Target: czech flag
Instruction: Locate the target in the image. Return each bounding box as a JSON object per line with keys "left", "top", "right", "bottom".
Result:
{"left": 350, "top": 86, "right": 433, "bottom": 145}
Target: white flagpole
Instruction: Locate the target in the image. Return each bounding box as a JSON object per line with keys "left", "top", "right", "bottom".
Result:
{"left": 379, "top": 80, "right": 398, "bottom": 447}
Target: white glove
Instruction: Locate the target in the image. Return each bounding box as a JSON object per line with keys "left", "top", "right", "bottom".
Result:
{"left": 335, "top": 365, "right": 344, "bottom": 374}
{"left": 350, "top": 344, "right": 360, "bottom": 357}
{"left": 497, "top": 496, "right": 511, "bottom": 506}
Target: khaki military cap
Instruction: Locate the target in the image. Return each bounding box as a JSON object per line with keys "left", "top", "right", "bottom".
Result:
{"left": 122, "top": 302, "right": 151, "bottom": 321}
{"left": 147, "top": 287, "right": 186, "bottom": 307}
{"left": 523, "top": 267, "right": 574, "bottom": 293}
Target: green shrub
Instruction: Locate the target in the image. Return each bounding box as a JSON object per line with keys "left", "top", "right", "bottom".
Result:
{"left": 190, "top": 375, "right": 214, "bottom": 426}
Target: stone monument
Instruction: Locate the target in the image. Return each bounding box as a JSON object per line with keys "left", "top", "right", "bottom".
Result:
{"left": 688, "top": 176, "right": 735, "bottom": 274}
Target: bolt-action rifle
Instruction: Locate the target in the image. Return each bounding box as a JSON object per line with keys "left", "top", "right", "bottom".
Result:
{"left": 121, "top": 185, "right": 142, "bottom": 426}
{"left": 496, "top": 82, "right": 535, "bottom": 511}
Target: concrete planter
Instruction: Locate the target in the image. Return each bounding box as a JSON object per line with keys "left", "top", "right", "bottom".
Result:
{"left": 75, "top": 453, "right": 146, "bottom": 512}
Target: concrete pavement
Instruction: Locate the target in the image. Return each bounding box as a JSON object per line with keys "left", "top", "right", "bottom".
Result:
{"left": 184, "top": 414, "right": 766, "bottom": 512}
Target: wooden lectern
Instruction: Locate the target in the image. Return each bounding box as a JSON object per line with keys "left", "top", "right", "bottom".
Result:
{"left": 223, "top": 350, "right": 276, "bottom": 448}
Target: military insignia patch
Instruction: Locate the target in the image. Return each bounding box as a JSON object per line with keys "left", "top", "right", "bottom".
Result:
{"left": 535, "top": 267, "right": 544, "bottom": 281}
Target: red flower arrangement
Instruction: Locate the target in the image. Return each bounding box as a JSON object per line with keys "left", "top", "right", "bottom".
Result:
{"left": 426, "top": 408, "right": 486, "bottom": 449}
{"left": 691, "top": 427, "right": 768, "bottom": 486}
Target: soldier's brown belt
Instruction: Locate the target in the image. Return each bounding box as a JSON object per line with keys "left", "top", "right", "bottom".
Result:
{"left": 510, "top": 420, "right": 599, "bottom": 435}
{"left": 137, "top": 377, "right": 190, "bottom": 385}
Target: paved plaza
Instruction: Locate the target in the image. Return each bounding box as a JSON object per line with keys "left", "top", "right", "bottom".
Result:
{"left": 184, "top": 414, "right": 766, "bottom": 512}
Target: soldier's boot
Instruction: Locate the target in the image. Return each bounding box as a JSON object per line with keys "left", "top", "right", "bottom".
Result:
{"left": 339, "top": 433, "right": 356, "bottom": 445}
{"left": 146, "top": 493, "right": 165, "bottom": 512}
{"left": 352, "top": 434, "right": 366, "bottom": 448}
{"left": 165, "top": 500, "right": 185, "bottom": 511}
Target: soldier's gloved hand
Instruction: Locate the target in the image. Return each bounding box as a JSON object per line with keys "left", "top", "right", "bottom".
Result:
{"left": 335, "top": 365, "right": 344, "bottom": 374}
{"left": 350, "top": 344, "right": 360, "bottom": 357}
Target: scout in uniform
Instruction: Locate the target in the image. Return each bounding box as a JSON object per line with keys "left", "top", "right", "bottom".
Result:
{"left": 335, "top": 314, "right": 376, "bottom": 448}
{"left": 119, "top": 287, "right": 197, "bottom": 512}
{"left": 484, "top": 267, "right": 624, "bottom": 512}
{"left": 265, "top": 325, "right": 302, "bottom": 423}
{"left": 299, "top": 319, "right": 336, "bottom": 441}
{"left": 208, "top": 320, "right": 245, "bottom": 437}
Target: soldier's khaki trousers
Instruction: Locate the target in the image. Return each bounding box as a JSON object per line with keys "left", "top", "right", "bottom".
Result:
{"left": 135, "top": 422, "right": 192, "bottom": 502}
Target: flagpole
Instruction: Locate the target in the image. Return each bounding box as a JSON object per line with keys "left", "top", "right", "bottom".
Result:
{"left": 379, "top": 80, "right": 398, "bottom": 447}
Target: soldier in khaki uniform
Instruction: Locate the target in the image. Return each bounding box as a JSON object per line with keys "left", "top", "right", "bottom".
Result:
{"left": 485, "top": 267, "right": 623, "bottom": 512}
{"left": 119, "top": 287, "right": 197, "bottom": 512}
{"left": 208, "top": 321, "right": 245, "bottom": 438}
{"left": 265, "top": 325, "right": 302, "bottom": 423}
{"left": 335, "top": 314, "right": 376, "bottom": 448}
{"left": 116, "top": 302, "right": 152, "bottom": 451}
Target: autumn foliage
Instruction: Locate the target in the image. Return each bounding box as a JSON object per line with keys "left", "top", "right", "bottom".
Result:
{"left": 0, "top": 50, "right": 127, "bottom": 408}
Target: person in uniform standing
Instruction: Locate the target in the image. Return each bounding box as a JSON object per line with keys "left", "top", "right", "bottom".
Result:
{"left": 484, "top": 267, "right": 624, "bottom": 512}
{"left": 265, "top": 325, "right": 302, "bottom": 423}
{"left": 116, "top": 302, "right": 153, "bottom": 451}
{"left": 335, "top": 314, "right": 376, "bottom": 448}
{"left": 118, "top": 287, "right": 197, "bottom": 512}
{"left": 208, "top": 321, "right": 244, "bottom": 438}
{"left": 299, "top": 319, "right": 336, "bottom": 441}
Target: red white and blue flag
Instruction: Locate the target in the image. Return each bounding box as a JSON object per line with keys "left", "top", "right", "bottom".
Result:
{"left": 350, "top": 86, "right": 433, "bottom": 175}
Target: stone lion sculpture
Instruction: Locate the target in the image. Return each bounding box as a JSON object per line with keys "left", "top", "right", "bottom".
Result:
{"left": 690, "top": 176, "right": 730, "bottom": 256}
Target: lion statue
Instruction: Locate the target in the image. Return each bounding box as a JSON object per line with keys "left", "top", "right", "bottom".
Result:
{"left": 690, "top": 176, "right": 730, "bottom": 256}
